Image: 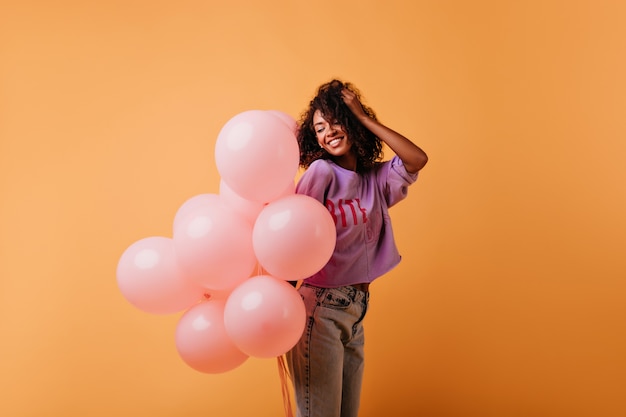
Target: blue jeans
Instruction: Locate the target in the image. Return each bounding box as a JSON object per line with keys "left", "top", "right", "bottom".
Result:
{"left": 287, "top": 283, "right": 370, "bottom": 417}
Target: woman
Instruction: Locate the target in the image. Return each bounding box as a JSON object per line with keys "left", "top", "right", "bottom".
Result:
{"left": 286, "top": 79, "right": 428, "bottom": 417}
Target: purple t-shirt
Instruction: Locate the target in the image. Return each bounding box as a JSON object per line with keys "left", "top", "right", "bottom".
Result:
{"left": 296, "top": 155, "right": 418, "bottom": 288}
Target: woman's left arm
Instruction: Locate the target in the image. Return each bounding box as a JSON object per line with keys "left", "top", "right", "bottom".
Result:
{"left": 342, "top": 89, "right": 428, "bottom": 174}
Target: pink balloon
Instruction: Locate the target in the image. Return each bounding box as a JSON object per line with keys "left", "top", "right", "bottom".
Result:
{"left": 273, "top": 180, "right": 295, "bottom": 202}
{"left": 116, "top": 237, "right": 205, "bottom": 315}
{"left": 175, "top": 300, "right": 248, "bottom": 374}
{"left": 219, "top": 179, "right": 264, "bottom": 225}
{"left": 173, "top": 197, "right": 256, "bottom": 292}
{"left": 215, "top": 110, "right": 299, "bottom": 203}
{"left": 253, "top": 194, "right": 336, "bottom": 281}
{"left": 203, "top": 287, "right": 233, "bottom": 301}
{"left": 266, "top": 110, "right": 297, "bottom": 135}
{"left": 224, "top": 275, "right": 305, "bottom": 358}
{"left": 173, "top": 193, "right": 219, "bottom": 232}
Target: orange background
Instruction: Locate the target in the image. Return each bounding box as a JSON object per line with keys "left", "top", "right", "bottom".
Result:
{"left": 1, "top": 1, "right": 625, "bottom": 416}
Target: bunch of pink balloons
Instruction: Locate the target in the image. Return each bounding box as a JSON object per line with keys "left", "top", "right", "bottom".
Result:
{"left": 116, "top": 110, "right": 337, "bottom": 374}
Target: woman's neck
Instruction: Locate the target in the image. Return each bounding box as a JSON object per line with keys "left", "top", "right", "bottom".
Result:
{"left": 333, "top": 153, "right": 357, "bottom": 172}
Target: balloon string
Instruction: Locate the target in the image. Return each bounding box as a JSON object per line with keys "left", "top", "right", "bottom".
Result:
{"left": 277, "top": 355, "right": 294, "bottom": 417}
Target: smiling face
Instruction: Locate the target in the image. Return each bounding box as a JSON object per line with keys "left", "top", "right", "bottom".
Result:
{"left": 313, "top": 110, "right": 356, "bottom": 170}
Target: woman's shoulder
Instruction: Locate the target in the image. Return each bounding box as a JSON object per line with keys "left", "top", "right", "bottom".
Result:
{"left": 299, "top": 158, "right": 334, "bottom": 184}
{"left": 296, "top": 159, "right": 337, "bottom": 198}
{"left": 371, "top": 155, "right": 410, "bottom": 172}
{"left": 306, "top": 158, "right": 335, "bottom": 176}
{"left": 372, "top": 155, "right": 419, "bottom": 185}
{"left": 309, "top": 158, "right": 332, "bottom": 169}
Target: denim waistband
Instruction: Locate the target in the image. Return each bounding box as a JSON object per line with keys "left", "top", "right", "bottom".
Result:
{"left": 303, "top": 283, "right": 370, "bottom": 302}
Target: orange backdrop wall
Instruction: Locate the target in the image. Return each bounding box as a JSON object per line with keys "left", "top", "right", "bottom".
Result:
{"left": 1, "top": 1, "right": 625, "bottom": 416}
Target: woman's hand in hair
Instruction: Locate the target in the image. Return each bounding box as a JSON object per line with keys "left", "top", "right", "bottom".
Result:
{"left": 341, "top": 88, "right": 368, "bottom": 121}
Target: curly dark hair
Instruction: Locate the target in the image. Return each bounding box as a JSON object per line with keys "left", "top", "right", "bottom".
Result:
{"left": 297, "top": 79, "right": 383, "bottom": 172}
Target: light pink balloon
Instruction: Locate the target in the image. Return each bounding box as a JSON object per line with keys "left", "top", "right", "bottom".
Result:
{"left": 116, "top": 237, "right": 205, "bottom": 315}
{"left": 173, "top": 193, "right": 219, "bottom": 232}
{"left": 203, "top": 287, "right": 233, "bottom": 301}
{"left": 224, "top": 275, "right": 305, "bottom": 358}
{"left": 253, "top": 194, "right": 336, "bottom": 281}
{"left": 215, "top": 110, "right": 299, "bottom": 203}
{"left": 173, "top": 197, "right": 256, "bottom": 292}
{"left": 273, "top": 180, "right": 295, "bottom": 202}
{"left": 219, "top": 179, "right": 264, "bottom": 226}
{"left": 266, "top": 110, "right": 297, "bottom": 135}
{"left": 175, "top": 300, "right": 248, "bottom": 374}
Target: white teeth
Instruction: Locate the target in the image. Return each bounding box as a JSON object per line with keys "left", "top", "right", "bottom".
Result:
{"left": 328, "top": 138, "right": 342, "bottom": 147}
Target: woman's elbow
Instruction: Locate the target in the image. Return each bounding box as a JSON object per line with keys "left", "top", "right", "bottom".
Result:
{"left": 406, "top": 153, "right": 428, "bottom": 174}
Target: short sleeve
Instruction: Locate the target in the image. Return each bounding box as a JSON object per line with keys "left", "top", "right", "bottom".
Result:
{"left": 379, "top": 155, "right": 419, "bottom": 207}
